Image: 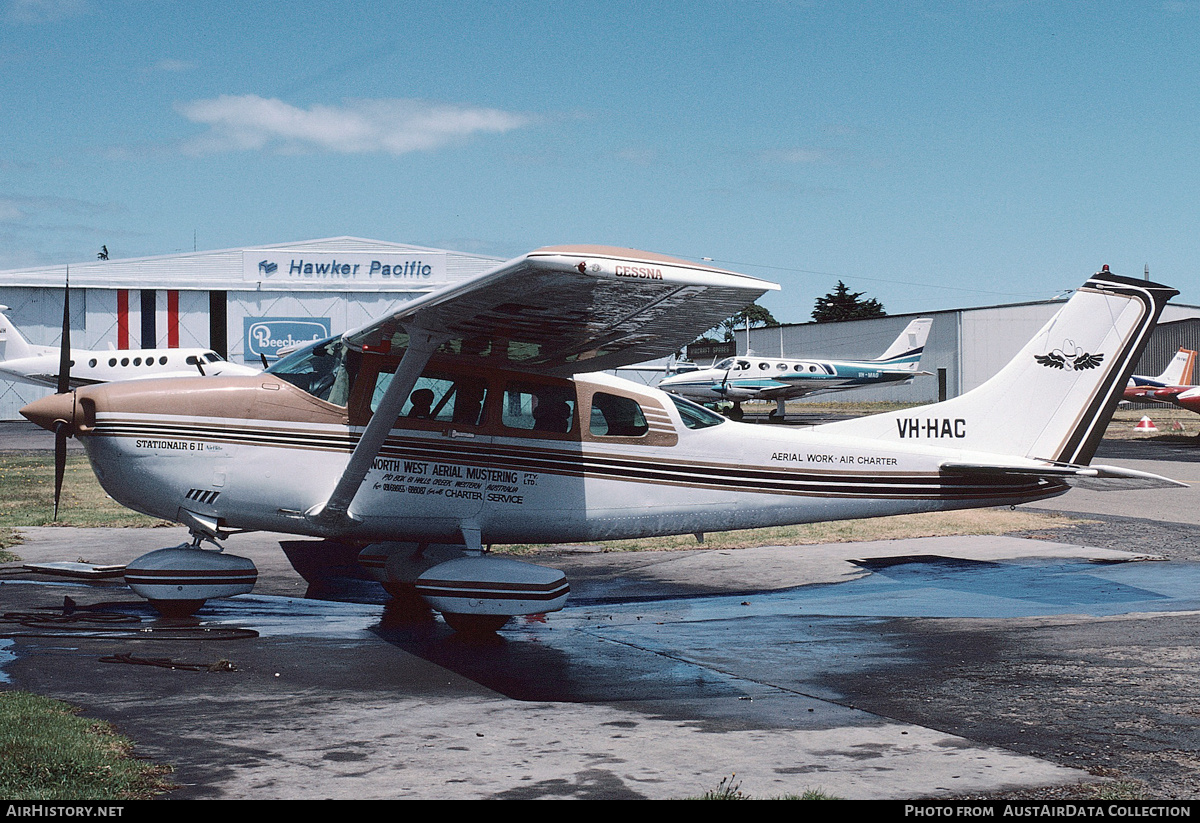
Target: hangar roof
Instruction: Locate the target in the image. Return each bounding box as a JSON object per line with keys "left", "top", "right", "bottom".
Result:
{"left": 0, "top": 237, "right": 505, "bottom": 293}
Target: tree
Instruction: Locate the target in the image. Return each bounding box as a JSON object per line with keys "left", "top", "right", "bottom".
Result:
{"left": 718, "top": 303, "right": 778, "bottom": 342}
{"left": 811, "top": 281, "right": 885, "bottom": 322}
{"left": 691, "top": 302, "right": 779, "bottom": 345}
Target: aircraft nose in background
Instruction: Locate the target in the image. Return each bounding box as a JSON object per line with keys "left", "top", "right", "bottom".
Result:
{"left": 20, "top": 392, "right": 75, "bottom": 432}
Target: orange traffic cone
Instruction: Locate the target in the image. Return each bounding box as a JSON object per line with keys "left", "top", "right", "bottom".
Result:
{"left": 1135, "top": 416, "right": 1158, "bottom": 433}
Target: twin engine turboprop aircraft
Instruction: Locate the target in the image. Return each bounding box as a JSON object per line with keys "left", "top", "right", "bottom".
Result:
{"left": 20, "top": 248, "right": 1185, "bottom": 632}
{"left": 0, "top": 305, "right": 260, "bottom": 389}
{"left": 658, "top": 317, "right": 932, "bottom": 419}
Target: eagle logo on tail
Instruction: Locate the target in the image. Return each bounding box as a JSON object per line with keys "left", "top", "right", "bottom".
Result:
{"left": 1035, "top": 340, "right": 1105, "bottom": 371}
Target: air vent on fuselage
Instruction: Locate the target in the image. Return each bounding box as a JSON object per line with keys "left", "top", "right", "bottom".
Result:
{"left": 185, "top": 489, "right": 221, "bottom": 505}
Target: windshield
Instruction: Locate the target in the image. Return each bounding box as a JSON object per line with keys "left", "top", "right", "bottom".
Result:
{"left": 266, "top": 336, "right": 357, "bottom": 406}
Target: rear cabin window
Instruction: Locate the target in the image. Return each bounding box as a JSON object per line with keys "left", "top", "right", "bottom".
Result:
{"left": 589, "top": 392, "right": 648, "bottom": 437}
{"left": 502, "top": 383, "right": 575, "bottom": 434}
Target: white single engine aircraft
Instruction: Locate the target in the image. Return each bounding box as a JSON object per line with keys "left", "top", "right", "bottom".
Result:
{"left": 0, "top": 305, "right": 259, "bottom": 389}
{"left": 1122, "top": 347, "right": 1197, "bottom": 403}
{"left": 658, "top": 317, "right": 932, "bottom": 419}
{"left": 21, "top": 247, "right": 1183, "bottom": 633}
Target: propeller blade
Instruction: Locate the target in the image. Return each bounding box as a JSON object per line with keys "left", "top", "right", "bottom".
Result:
{"left": 51, "top": 268, "right": 73, "bottom": 519}
{"left": 57, "top": 268, "right": 70, "bottom": 394}
{"left": 53, "top": 420, "right": 67, "bottom": 521}
{"left": 719, "top": 367, "right": 732, "bottom": 394}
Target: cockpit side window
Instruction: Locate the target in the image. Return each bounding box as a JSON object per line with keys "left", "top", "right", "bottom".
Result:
{"left": 372, "top": 371, "right": 489, "bottom": 427}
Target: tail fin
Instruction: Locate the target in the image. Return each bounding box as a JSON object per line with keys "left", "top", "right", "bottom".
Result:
{"left": 0, "top": 307, "right": 39, "bottom": 362}
{"left": 819, "top": 271, "right": 1177, "bottom": 465}
{"left": 1152, "top": 348, "right": 1196, "bottom": 387}
{"left": 874, "top": 318, "right": 932, "bottom": 368}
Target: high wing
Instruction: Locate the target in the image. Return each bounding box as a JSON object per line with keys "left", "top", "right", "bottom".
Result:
{"left": 311, "top": 246, "right": 778, "bottom": 530}
{"left": 342, "top": 246, "right": 779, "bottom": 376}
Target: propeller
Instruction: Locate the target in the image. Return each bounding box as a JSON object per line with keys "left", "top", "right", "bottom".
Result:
{"left": 718, "top": 364, "right": 733, "bottom": 396}
{"left": 53, "top": 268, "right": 70, "bottom": 520}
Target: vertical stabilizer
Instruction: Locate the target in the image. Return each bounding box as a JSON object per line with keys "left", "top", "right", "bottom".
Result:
{"left": 875, "top": 318, "right": 932, "bottom": 367}
{"left": 1154, "top": 348, "right": 1196, "bottom": 387}
{"left": 0, "top": 307, "right": 38, "bottom": 362}
{"left": 819, "top": 271, "right": 1177, "bottom": 465}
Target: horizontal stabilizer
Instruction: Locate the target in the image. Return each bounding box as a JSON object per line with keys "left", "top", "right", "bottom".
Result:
{"left": 941, "top": 460, "right": 1187, "bottom": 490}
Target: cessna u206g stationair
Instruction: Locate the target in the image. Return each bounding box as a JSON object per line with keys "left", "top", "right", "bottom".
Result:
{"left": 659, "top": 317, "right": 933, "bottom": 419}
{"left": 21, "top": 248, "right": 1184, "bottom": 632}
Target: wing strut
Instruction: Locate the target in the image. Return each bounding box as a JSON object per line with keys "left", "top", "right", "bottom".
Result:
{"left": 306, "top": 327, "right": 446, "bottom": 531}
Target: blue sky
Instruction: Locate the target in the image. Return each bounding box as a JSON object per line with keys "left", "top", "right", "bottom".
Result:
{"left": 3, "top": 0, "right": 1200, "bottom": 322}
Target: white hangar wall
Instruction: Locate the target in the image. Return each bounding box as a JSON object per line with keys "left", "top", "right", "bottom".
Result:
{"left": 0, "top": 237, "right": 504, "bottom": 420}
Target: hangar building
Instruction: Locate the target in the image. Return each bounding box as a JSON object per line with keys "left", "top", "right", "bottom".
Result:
{"left": 0, "top": 237, "right": 503, "bottom": 420}
{"left": 741, "top": 292, "right": 1200, "bottom": 405}
{"left": 2, "top": 242, "right": 1196, "bottom": 420}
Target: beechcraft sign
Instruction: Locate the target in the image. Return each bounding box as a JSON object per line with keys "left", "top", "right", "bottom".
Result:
{"left": 245, "top": 317, "right": 332, "bottom": 362}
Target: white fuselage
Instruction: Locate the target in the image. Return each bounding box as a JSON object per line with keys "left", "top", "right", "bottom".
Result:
{"left": 0, "top": 348, "right": 258, "bottom": 388}
{"left": 70, "top": 371, "right": 1065, "bottom": 547}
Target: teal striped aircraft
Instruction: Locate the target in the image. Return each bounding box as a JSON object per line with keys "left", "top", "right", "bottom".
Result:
{"left": 659, "top": 317, "right": 932, "bottom": 420}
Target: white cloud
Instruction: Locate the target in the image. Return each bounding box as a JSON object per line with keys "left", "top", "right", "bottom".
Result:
{"left": 5, "top": 0, "right": 89, "bottom": 23}
{"left": 153, "top": 59, "right": 195, "bottom": 73}
{"left": 0, "top": 199, "right": 26, "bottom": 221}
{"left": 176, "top": 95, "right": 531, "bottom": 156}
{"left": 757, "top": 147, "right": 836, "bottom": 165}
{"left": 614, "top": 147, "right": 659, "bottom": 167}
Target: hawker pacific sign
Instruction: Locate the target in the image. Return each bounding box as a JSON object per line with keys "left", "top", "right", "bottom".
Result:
{"left": 245, "top": 317, "right": 332, "bottom": 362}
{"left": 243, "top": 251, "right": 447, "bottom": 284}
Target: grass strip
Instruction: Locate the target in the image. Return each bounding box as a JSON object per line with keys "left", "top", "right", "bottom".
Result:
{"left": 0, "top": 691, "right": 172, "bottom": 800}
{"left": 0, "top": 453, "right": 167, "bottom": 531}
